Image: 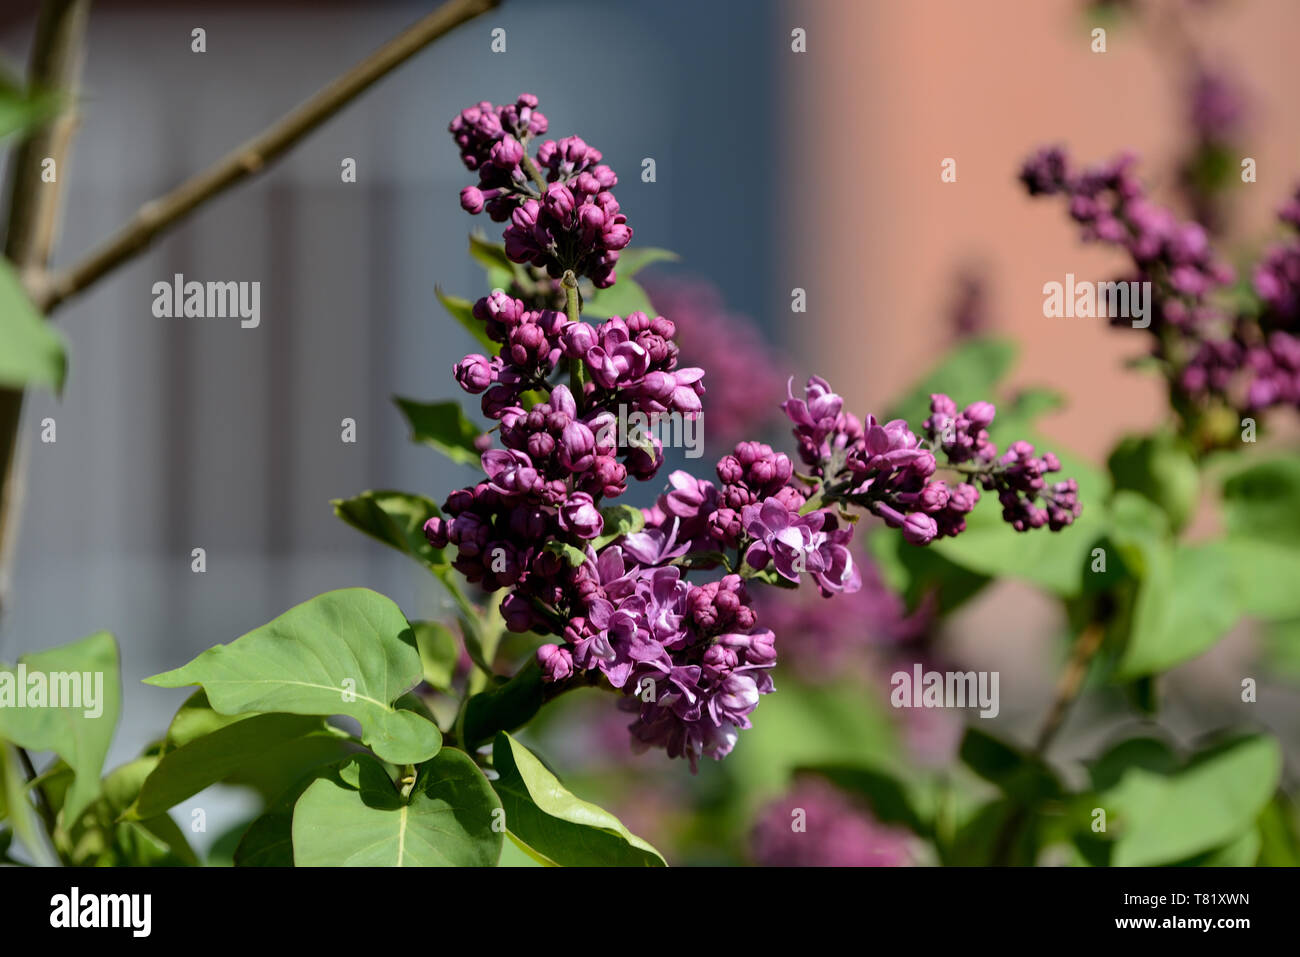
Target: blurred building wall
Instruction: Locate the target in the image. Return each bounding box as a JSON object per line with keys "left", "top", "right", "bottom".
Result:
{"left": 784, "top": 0, "right": 1300, "bottom": 461}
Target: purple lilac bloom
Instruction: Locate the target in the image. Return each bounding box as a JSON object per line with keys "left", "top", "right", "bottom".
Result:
{"left": 947, "top": 268, "right": 989, "bottom": 341}
{"left": 1023, "top": 146, "right": 1300, "bottom": 427}
{"left": 432, "top": 98, "right": 1084, "bottom": 768}
{"left": 750, "top": 778, "right": 912, "bottom": 867}
{"left": 450, "top": 95, "right": 629, "bottom": 287}
{"left": 1188, "top": 66, "right": 1246, "bottom": 145}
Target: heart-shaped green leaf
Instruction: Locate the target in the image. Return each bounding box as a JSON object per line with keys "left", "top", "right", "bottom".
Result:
{"left": 1098, "top": 734, "right": 1280, "bottom": 866}
{"left": 145, "top": 588, "right": 440, "bottom": 765}
{"left": 394, "top": 397, "right": 482, "bottom": 465}
{"left": 435, "top": 285, "right": 496, "bottom": 351}
{"left": 884, "top": 336, "right": 1017, "bottom": 427}
{"left": 292, "top": 751, "right": 502, "bottom": 866}
{"left": 0, "top": 257, "right": 67, "bottom": 392}
{"left": 1116, "top": 541, "right": 1242, "bottom": 678}
{"left": 332, "top": 489, "right": 445, "bottom": 568}
{"left": 583, "top": 276, "right": 655, "bottom": 319}
{"left": 0, "top": 631, "right": 121, "bottom": 825}
{"left": 411, "top": 621, "right": 459, "bottom": 691}
{"left": 615, "top": 247, "right": 680, "bottom": 277}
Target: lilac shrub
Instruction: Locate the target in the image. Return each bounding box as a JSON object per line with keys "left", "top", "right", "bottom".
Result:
{"left": 430, "top": 95, "right": 1081, "bottom": 769}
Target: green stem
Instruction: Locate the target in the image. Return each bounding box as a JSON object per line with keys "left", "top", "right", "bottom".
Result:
{"left": 562, "top": 270, "right": 588, "bottom": 402}
{"left": 17, "top": 745, "right": 67, "bottom": 865}
{"left": 990, "top": 621, "right": 1107, "bottom": 865}
{"left": 521, "top": 151, "right": 549, "bottom": 194}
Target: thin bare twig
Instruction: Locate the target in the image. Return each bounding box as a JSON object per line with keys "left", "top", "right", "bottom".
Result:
{"left": 34, "top": 0, "right": 500, "bottom": 313}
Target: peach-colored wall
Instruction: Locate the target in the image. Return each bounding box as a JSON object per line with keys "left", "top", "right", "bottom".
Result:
{"left": 784, "top": 0, "right": 1300, "bottom": 462}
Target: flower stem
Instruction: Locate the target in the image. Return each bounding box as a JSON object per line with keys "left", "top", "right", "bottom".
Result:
{"left": 562, "top": 270, "right": 589, "bottom": 402}
{"left": 17, "top": 745, "right": 68, "bottom": 865}
{"left": 989, "top": 621, "right": 1106, "bottom": 865}
{"left": 521, "top": 152, "right": 549, "bottom": 194}
{"left": 1031, "top": 621, "right": 1106, "bottom": 755}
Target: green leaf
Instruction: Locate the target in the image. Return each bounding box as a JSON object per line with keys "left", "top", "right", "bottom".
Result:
{"left": 456, "top": 589, "right": 505, "bottom": 675}
{"left": 1088, "top": 735, "right": 1180, "bottom": 792}
{"left": 1221, "top": 456, "right": 1300, "bottom": 546}
{"left": 0, "top": 73, "right": 60, "bottom": 140}
{"left": 1256, "top": 793, "right": 1300, "bottom": 866}
{"left": 959, "top": 727, "right": 1062, "bottom": 804}
{"left": 796, "top": 763, "right": 933, "bottom": 836}
{"left": 467, "top": 234, "right": 528, "bottom": 293}
{"left": 884, "top": 336, "right": 1017, "bottom": 427}
{"left": 592, "top": 504, "right": 645, "bottom": 548}
{"left": 292, "top": 751, "right": 502, "bottom": 866}
{"left": 990, "top": 387, "right": 1065, "bottom": 437}
{"left": 1097, "top": 734, "right": 1280, "bottom": 866}
{"left": 1214, "top": 539, "right": 1300, "bottom": 621}
{"left": 0, "top": 257, "right": 67, "bottom": 392}
{"left": 1261, "top": 617, "right": 1300, "bottom": 681}
{"left": 615, "top": 247, "right": 680, "bottom": 278}
{"left": 332, "top": 489, "right": 444, "bottom": 568}
{"left": 948, "top": 798, "right": 1039, "bottom": 866}
{"left": 84, "top": 756, "right": 198, "bottom": 866}
{"left": 499, "top": 830, "right": 547, "bottom": 866}
{"left": 1172, "top": 827, "right": 1260, "bottom": 866}
{"left": 0, "top": 631, "right": 121, "bottom": 825}
{"left": 582, "top": 276, "right": 655, "bottom": 319}
{"left": 544, "top": 540, "right": 588, "bottom": 567}
{"left": 868, "top": 526, "right": 989, "bottom": 614}
{"left": 411, "top": 621, "right": 460, "bottom": 691}
{"left": 126, "top": 697, "right": 354, "bottom": 820}
{"left": 145, "top": 588, "right": 441, "bottom": 765}
{"left": 1116, "top": 541, "right": 1241, "bottom": 678}
{"left": 1107, "top": 432, "right": 1200, "bottom": 532}
{"left": 468, "top": 233, "right": 514, "bottom": 274}
{"left": 0, "top": 742, "right": 53, "bottom": 865}
{"left": 233, "top": 774, "right": 316, "bottom": 867}
{"left": 725, "top": 678, "right": 900, "bottom": 817}
{"left": 1104, "top": 489, "right": 1171, "bottom": 569}
{"left": 393, "top": 397, "right": 482, "bottom": 466}
{"left": 671, "top": 549, "right": 730, "bottom": 572}
{"left": 460, "top": 661, "right": 547, "bottom": 752}
{"left": 491, "top": 733, "right": 665, "bottom": 866}
{"left": 435, "top": 285, "right": 495, "bottom": 352}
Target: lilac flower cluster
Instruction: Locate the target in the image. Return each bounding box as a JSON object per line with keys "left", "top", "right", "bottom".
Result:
{"left": 924, "top": 395, "right": 1081, "bottom": 532}
{"left": 1020, "top": 147, "right": 1233, "bottom": 311}
{"left": 532, "top": 549, "right": 778, "bottom": 769}
{"left": 782, "top": 377, "right": 1081, "bottom": 541}
{"left": 750, "top": 777, "right": 912, "bottom": 867}
{"left": 631, "top": 445, "right": 861, "bottom": 599}
{"left": 1021, "top": 147, "right": 1300, "bottom": 430}
{"left": 451, "top": 94, "right": 630, "bottom": 288}
{"left": 431, "top": 96, "right": 1083, "bottom": 769}
{"left": 1188, "top": 66, "right": 1246, "bottom": 146}
{"left": 434, "top": 307, "right": 781, "bottom": 767}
